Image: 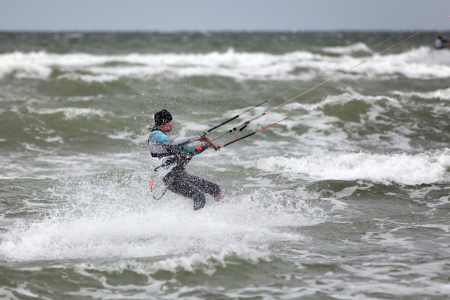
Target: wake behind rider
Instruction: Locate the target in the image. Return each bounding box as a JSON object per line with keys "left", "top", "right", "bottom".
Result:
{"left": 148, "top": 109, "right": 225, "bottom": 210}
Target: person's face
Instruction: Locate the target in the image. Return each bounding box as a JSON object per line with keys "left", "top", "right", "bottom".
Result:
{"left": 160, "top": 120, "right": 173, "bottom": 132}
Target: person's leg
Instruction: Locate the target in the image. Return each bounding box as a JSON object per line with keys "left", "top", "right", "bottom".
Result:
{"left": 163, "top": 170, "right": 225, "bottom": 209}
{"left": 163, "top": 170, "right": 207, "bottom": 210}
{"left": 182, "top": 173, "right": 226, "bottom": 202}
{"left": 181, "top": 172, "right": 223, "bottom": 199}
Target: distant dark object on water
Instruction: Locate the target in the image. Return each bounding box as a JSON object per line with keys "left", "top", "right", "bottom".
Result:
{"left": 435, "top": 35, "right": 449, "bottom": 49}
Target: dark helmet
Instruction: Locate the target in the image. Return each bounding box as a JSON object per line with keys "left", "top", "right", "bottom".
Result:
{"left": 154, "top": 109, "right": 173, "bottom": 127}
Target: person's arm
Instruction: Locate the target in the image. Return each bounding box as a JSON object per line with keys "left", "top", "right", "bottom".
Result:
{"left": 180, "top": 135, "right": 216, "bottom": 155}
{"left": 181, "top": 143, "right": 208, "bottom": 155}
{"left": 150, "top": 130, "right": 198, "bottom": 146}
{"left": 151, "top": 130, "right": 214, "bottom": 154}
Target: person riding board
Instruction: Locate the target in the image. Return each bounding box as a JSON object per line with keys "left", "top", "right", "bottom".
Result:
{"left": 148, "top": 109, "right": 225, "bottom": 210}
{"left": 435, "top": 35, "right": 449, "bottom": 49}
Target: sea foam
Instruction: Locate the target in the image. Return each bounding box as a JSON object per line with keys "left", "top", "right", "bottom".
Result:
{"left": 0, "top": 167, "right": 321, "bottom": 261}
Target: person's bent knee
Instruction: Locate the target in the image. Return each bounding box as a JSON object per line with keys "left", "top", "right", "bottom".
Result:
{"left": 193, "top": 192, "right": 206, "bottom": 210}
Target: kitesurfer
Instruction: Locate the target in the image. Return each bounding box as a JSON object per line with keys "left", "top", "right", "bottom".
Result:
{"left": 435, "top": 35, "right": 448, "bottom": 49}
{"left": 148, "top": 109, "right": 225, "bottom": 210}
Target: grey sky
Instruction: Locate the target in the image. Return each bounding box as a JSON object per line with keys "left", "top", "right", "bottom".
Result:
{"left": 1, "top": 0, "right": 450, "bottom": 32}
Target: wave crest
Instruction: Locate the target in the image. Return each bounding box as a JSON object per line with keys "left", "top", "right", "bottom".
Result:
{"left": 243, "top": 149, "right": 450, "bottom": 185}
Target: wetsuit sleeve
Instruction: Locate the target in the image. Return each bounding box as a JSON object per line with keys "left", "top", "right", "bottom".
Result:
{"left": 181, "top": 144, "right": 208, "bottom": 155}
{"left": 150, "top": 130, "right": 197, "bottom": 146}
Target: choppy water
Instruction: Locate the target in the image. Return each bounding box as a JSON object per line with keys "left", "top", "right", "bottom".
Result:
{"left": 1, "top": 30, "right": 450, "bottom": 299}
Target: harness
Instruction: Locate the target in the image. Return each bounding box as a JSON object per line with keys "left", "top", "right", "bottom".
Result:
{"left": 151, "top": 144, "right": 194, "bottom": 171}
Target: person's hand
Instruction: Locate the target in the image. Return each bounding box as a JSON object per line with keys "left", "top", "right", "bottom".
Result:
{"left": 206, "top": 141, "right": 217, "bottom": 149}
{"left": 197, "top": 135, "right": 210, "bottom": 142}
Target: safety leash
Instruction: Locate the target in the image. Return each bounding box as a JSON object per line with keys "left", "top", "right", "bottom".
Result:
{"left": 150, "top": 173, "right": 168, "bottom": 200}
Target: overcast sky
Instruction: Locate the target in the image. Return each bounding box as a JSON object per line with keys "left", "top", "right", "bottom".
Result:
{"left": 1, "top": 0, "right": 450, "bottom": 32}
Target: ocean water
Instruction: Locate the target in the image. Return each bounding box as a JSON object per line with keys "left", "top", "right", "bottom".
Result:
{"left": 1, "top": 30, "right": 450, "bottom": 299}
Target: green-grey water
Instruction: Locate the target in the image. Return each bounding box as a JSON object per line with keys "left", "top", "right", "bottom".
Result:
{"left": 1, "top": 30, "right": 450, "bottom": 299}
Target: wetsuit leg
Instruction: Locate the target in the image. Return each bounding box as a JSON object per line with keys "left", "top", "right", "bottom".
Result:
{"left": 163, "top": 170, "right": 221, "bottom": 210}
{"left": 182, "top": 172, "right": 221, "bottom": 198}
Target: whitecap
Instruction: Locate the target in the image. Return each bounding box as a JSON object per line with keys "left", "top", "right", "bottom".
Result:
{"left": 2, "top": 48, "right": 448, "bottom": 82}
{"left": 322, "top": 42, "right": 373, "bottom": 55}
{"left": 240, "top": 149, "right": 450, "bottom": 185}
